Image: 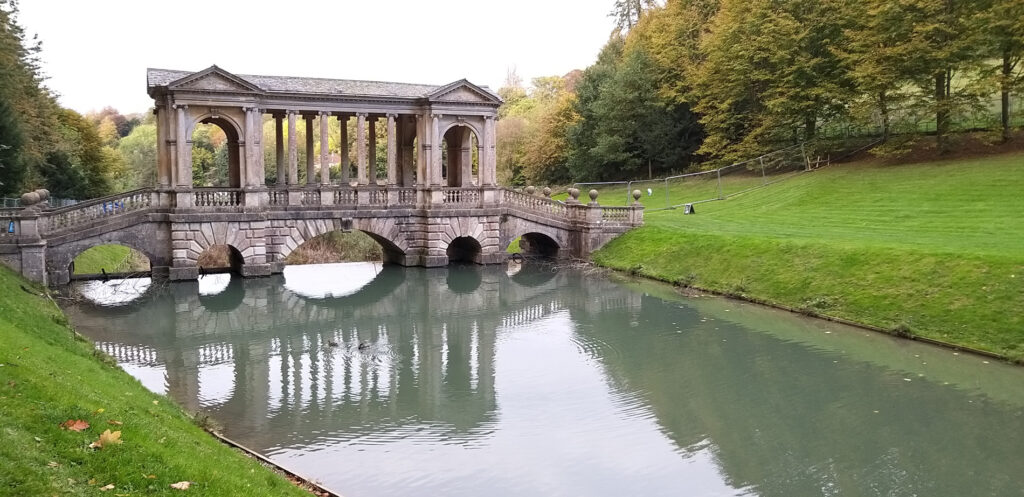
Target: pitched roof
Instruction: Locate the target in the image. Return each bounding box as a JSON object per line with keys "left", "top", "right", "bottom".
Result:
{"left": 147, "top": 66, "right": 499, "bottom": 101}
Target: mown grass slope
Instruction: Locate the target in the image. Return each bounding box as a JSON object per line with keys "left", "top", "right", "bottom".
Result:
{"left": 0, "top": 266, "right": 311, "bottom": 496}
{"left": 594, "top": 152, "right": 1024, "bottom": 360}
{"left": 72, "top": 245, "right": 149, "bottom": 275}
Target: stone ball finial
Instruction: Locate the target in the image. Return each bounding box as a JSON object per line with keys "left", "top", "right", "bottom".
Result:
{"left": 632, "top": 189, "right": 642, "bottom": 202}
{"left": 525, "top": 186, "right": 536, "bottom": 196}
{"left": 568, "top": 188, "right": 580, "bottom": 200}
{"left": 589, "top": 189, "right": 599, "bottom": 202}
{"left": 542, "top": 187, "right": 552, "bottom": 198}
{"left": 35, "top": 189, "right": 50, "bottom": 201}
{"left": 20, "top": 191, "right": 40, "bottom": 206}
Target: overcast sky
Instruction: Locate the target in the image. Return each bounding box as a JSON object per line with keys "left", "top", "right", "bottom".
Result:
{"left": 18, "top": 0, "right": 615, "bottom": 115}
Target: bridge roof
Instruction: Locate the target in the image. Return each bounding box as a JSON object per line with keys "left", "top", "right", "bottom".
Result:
{"left": 147, "top": 66, "right": 502, "bottom": 102}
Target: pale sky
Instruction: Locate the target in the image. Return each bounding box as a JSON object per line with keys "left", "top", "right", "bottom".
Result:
{"left": 18, "top": 0, "right": 616, "bottom": 115}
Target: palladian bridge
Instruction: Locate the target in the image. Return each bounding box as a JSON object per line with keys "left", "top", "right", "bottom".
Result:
{"left": 0, "top": 66, "right": 642, "bottom": 286}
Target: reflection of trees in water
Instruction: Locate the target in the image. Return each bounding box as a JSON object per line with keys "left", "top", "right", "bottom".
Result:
{"left": 65, "top": 267, "right": 1024, "bottom": 497}
{"left": 573, "top": 294, "right": 1024, "bottom": 497}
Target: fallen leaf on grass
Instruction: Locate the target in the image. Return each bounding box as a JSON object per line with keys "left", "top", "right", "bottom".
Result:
{"left": 93, "top": 408, "right": 105, "bottom": 414}
{"left": 107, "top": 420, "right": 123, "bottom": 426}
{"left": 60, "top": 419, "right": 89, "bottom": 432}
{"left": 99, "top": 483, "right": 115, "bottom": 491}
{"left": 144, "top": 474, "right": 157, "bottom": 479}
{"left": 89, "top": 430, "right": 122, "bottom": 449}
{"left": 170, "top": 481, "right": 192, "bottom": 490}
{"left": 47, "top": 461, "right": 59, "bottom": 468}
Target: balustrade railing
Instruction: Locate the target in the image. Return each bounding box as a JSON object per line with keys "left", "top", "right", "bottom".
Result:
{"left": 268, "top": 189, "right": 289, "bottom": 206}
{"left": 397, "top": 188, "right": 416, "bottom": 206}
{"left": 0, "top": 214, "right": 16, "bottom": 239}
{"left": 501, "top": 188, "right": 568, "bottom": 217}
{"left": 601, "top": 206, "right": 631, "bottom": 221}
{"left": 301, "top": 190, "right": 321, "bottom": 206}
{"left": 193, "top": 188, "right": 241, "bottom": 208}
{"left": 368, "top": 188, "right": 388, "bottom": 206}
{"left": 443, "top": 188, "right": 481, "bottom": 207}
{"left": 43, "top": 189, "right": 154, "bottom": 234}
{"left": 333, "top": 188, "right": 357, "bottom": 206}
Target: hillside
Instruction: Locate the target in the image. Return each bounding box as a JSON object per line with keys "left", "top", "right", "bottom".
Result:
{"left": 594, "top": 152, "right": 1024, "bottom": 360}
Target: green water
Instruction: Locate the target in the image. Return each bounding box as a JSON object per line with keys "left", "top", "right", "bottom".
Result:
{"left": 64, "top": 263, "right": 1024, "bottom": 497}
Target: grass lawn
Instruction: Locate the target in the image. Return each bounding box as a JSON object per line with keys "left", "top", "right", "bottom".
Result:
{"left": 72, "top": 245, "right": 149, "bottom": 275}
{"left": 593, "top": 152, "right": 1024, "bottom": 360}
{"left": 0, "top": 265, "right": 312, "bottom": 496}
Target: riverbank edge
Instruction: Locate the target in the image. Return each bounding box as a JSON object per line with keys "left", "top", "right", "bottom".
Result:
{"left": 591, "top": 259, "right": 1023, "bottom": 367}
{"left": 0, "top": 266, "right": 334, "bottom": 496}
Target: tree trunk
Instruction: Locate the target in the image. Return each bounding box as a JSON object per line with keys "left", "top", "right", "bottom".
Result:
{"left": 879, "top": 91, "right": 890, "bottom": 141}
{"left": 804, "top": 115, "right": 816, "bottom": 142}
{"left": 1002, "top": 49, "right": 1011, "bottom": 143}
{"left": 935, "top": 72, "right": 949, "bottom": 152}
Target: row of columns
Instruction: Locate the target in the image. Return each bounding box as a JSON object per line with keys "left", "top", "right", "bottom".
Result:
{"left": 155, "top": 102, "right": 497, "bottom": 191}
{"left": 274, "top": 112, "right": 400, "bottom": 186}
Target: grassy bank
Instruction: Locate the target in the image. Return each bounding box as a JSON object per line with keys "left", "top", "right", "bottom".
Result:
{"left": 72, "top": 245, "right": 150, "bottom": 275}
{"left": 593, "top": 152, "right": 1024, "bottom": 361}
{"left": 0, "top": 266, "right": 312, "bottom": 496}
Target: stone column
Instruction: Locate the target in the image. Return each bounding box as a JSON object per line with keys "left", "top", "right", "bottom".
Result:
{"left": 305, "top": 114, "right": 315, "bottom": 186}
{"left": 368, "top": 117, "right": 377, "bottom": 184}
{"left": 356, "top": 113, "right": 368, "bottom": 185}
{"left": 319, "top": 111, "right": 330, "bottom": 185}
{"left": 482, "top": 116, "right": 496, "bottom": 186}
{"left": 175, "top": 104, "right": 190, "bottom": 187}
{"left": 287, "top": 111, "right": 298, "bottom": 185}
{"left": 431, "top": 114, "right": 441, "bottom": 186}
{"left": 460, "top": 128, "right": 473, "bottom": 187}
{"left": 402, "top": 116, "right": 416, "bottom": 187}
{"left": 155, "top": 106, "right": 170, "bottom": 187}
{"left": 386, "top": 114, "right": 397, "bottom": 185}
{"left": 275, "top": 114, "right": 285, "bottom": 185}
{"left": 339, "top": 115, "right": 350, "bottom": 184}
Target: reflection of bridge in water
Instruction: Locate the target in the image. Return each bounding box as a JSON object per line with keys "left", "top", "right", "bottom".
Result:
{"left": 65, "top": 264, "right": 1024, "bottom": 496}
{"left": 66, "top": 264, "right": 642, "bottom": 451}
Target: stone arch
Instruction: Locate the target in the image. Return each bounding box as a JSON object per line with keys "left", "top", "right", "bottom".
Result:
{"left": 516, "top": 232, "right": 560, "bottom": 258}
{"left": 188, "top": 111, "right": 245, "bottom": 188}
{"left": 447, "top": 236, "right": 483, "bottom": 264}
{"left": 440, "top": 123, "right": 481, "bottom": 187}
{"left": 501, "top": 218, "right": 568, "bottom": 259}
{"left": 45, "top": 222, "right": 172, "bottom": 283}
{"left": 183, "top": 222, "right": 265, "bottom": 272}
{"left": 273, "top": 217, "right": 410, "bottom": 265}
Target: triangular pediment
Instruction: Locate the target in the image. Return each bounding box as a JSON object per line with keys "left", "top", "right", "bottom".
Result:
{"left": 167, "top": 65, "right": 261, "bottom": 93}
{"left": 428, "top": 79, "right": 502, "bottom": 104}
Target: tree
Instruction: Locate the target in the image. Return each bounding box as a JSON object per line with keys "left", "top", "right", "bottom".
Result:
{"left": 0, "top": 0, "right": 62, "bottom": 195}
{"left": 117, "top": 123, "right": 157, "bottom": 189}
{"left": 976, "top": 0, "right": 1024, "bottom": 142}
{"left": 610, "top": 0, "right": 657, "bottom": 31}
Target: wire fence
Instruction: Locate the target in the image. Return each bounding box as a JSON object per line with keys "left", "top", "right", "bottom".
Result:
{"left": 2, "top": 197, "right": 79, "bottom": 209}
{"left": 573, "top": 143, "right": 813, "bottom": 212}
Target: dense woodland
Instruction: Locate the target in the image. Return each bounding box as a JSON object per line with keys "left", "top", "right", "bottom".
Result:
{"left": 2, "top": 0, "right": 1022, "bottom": 199}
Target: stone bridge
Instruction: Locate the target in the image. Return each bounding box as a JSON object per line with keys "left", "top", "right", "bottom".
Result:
{"left": 0, "top": 66, "right": 643, "bottom": 285}
{"left": 0, "top": 185, "right": 641, "bottom": 286}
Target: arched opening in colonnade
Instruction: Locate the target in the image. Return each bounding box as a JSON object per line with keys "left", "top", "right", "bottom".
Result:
{"left": 441, "top": 125, "right": 479, "bottom": 187}
{"left": 191, "top": 118, "right": 241, "bottom": 188}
